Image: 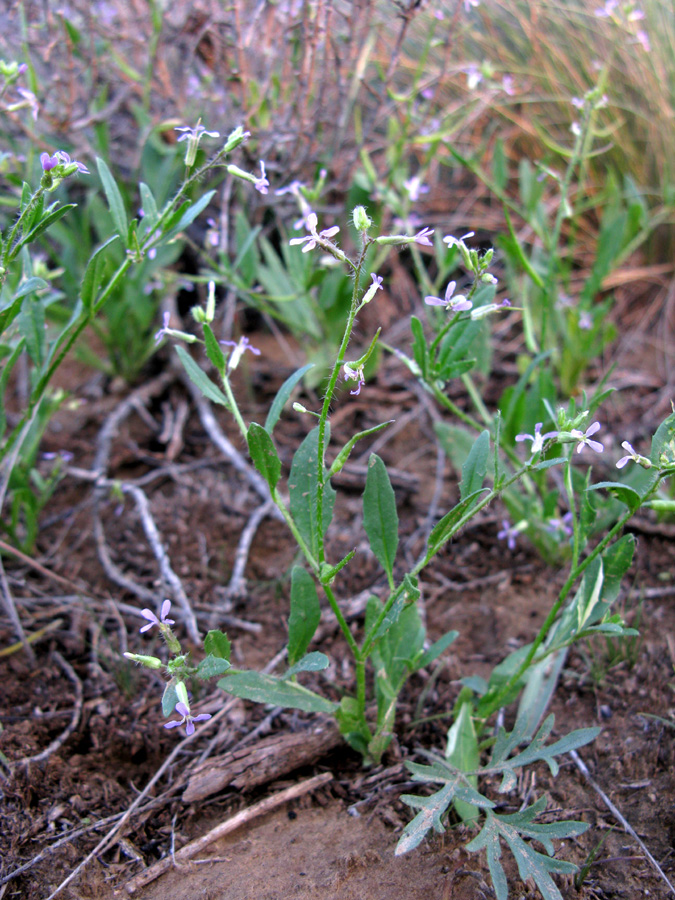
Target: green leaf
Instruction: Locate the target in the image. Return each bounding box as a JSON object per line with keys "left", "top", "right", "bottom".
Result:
{"left": 163, "top": 191, "right": 216, "bottom": 241}
{"left": 196, "top": 655, "right": 232, "bottom": 679}
{"left": 203, "top": 322, "right": 227, "bottom": 371}
{"left": 96, "top": 157, "right": 128, "bottom": 243}
{"left": 426, "top": 488, "right": 489, "bottom": 558}
{"left": 204, "top": 629, "right": 231, "bottom": 660}
{"left": 0, "top": 277, "right": 48, "bottom": 335}
{"left": 162, "top": 680, "right": 179, "bottom": 717}
{"left": 363, "top": 453, "right": 399, "bottom": 580}
{"left": 409, "top": 315, "right": 428, "bottom": 377}
{"left": 650, "top": 411, "right": 675, "bottom": 465}
{"left": 283, "top": 651, "right": 329, "bottom": 679}
{"left": 587, "top": 481, "right": 641, "bottom": 511}
{"left": 175, "top": 344, "right": 229, "bottom": 406}
{"left": 265, "top": 363, "right": 314, "bottom": 434}
{"left": 601, "top": 533, "right": 635, "bottom": 604}
{"left": 218, "top": 671, "right": 337, "bottom": 713}
{"left": 419, "top": 630, "right": 459, "bottom": 669}
{"left": 17, "top": 297, "right": 45, "bottom": 367}
{"left": 288, "top": 426, "right": 336, "bottom": 558}
{"left": 14, "top": 203, "right": 76, "bottom": 253}
{"left": 247, "top": 422, "right": 282, "bottom": 492}
{"left": 81, "top": 236, "right": 118, "bottom": 313}
{"left": 446, "top": 702, "right": 480, "bottom": 822}
{"left": 460, "top": 430, "right": 490, "bottom": 501}
{"left": 287, "top": 566, "right": 321, "bottom": 666}
{"left": 139, "top": 182, "right": 159, "bottom": 229}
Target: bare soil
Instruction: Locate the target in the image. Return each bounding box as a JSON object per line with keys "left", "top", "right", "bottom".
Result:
{"left": 1, "top": 327, "right": 675, "bottom": 900}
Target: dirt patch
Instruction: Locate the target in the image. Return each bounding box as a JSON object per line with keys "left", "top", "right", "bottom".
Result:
{"left": 2, "top": 343, "right": 675, "bottom": 900}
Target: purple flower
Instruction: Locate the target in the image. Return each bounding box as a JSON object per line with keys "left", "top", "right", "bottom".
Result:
{"left": 634, "top": 29, "right": 651, "bottom": 52}
{"left": 40, "top": 152, "right": 59, "bottom": 172}
{"left": 15, "top": 87, "right": 39, "bottom": 120}
{"left": 497, "top": 519, "right": 519, "bottom": 551}
{"left": 424, "top": 280, "right": 472, "bottom": 312}
{"left": 343, "top": 363, "right": 365, "bottom": 395}
{"left": 515, "top": 423, "right": 558, "bottom": 454}
{"left": 403, "top": 176, "right": 429, "bottom": 203}
{"left": 220, "top": 335, "right": 261, "bottom": 371}
{"left": 594, "top": 0, "right": 618, "bottom": 16}
{"left": 289, "top": 212, "right": 340, "bottom": 252}
{"left": 175, "top": 122, "right": 220, "bottom": 143}
{"left": 570, "top": 421, "right": 604, "bottom": 454}
{"left": 164, "top": 701, "right": 212, "bottom": 736}
{"left": 253, "top": 160, "right": 270, "bottom": 195}
{"left": 412, "top": 226, "right": 434, "bottom": 246}
{"left": 154, "top": 311, "right": 171, "bottom": 344}
{"left": 546, "top": 512, "right": 573, "bottom": 537}
{"left": 139, "top": 599, "right": 175, "bottom": 633}
{"left": 443, "top": 231, "right": 475, "bottom": 249}
{"left": 55, "top": 151, "right": 89, "bottom": 174}
{"left": 501, "top": 75, "right": 515, "bottom": 96}
{"left": 578, "top": 311, "right": 593, "bottom": 330}
{"left": 616, "top": 441, "right": 639, "bottom": 469}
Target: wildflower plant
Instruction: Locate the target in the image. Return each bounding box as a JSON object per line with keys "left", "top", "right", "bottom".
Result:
{"left": 127, "top": 161, "right": 675, "bottom": 898}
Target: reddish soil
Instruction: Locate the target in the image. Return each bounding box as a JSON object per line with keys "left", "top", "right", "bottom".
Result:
{"left": 1, "top": 329, "right": 675, "bottom": 900}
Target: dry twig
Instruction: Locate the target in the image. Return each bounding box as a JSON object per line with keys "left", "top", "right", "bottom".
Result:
{"left": 125, "top": 771, "right": 333, "bottom": 894}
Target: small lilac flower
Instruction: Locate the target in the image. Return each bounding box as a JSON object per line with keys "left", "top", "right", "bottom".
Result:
{"left": 443, "top": 231, "right": 475, "bottom": 249}
{"left": 594, "top": 0, "right": 618, "bottom": 16}
{"left": 463, "top": 64, "right": 483, "bottom": 90}
{"left": 616, "top": 441, "right": 640, "bottom": 469}
{"left": 40, "top": 152, "right": 59, "bottom": 172}
{"left": 220, "top": 335, "right": 261, "bottom": 371}
{"left": 343, "top": 363, "right": 365, "bottom": 395}
{"left": 546, "top": 512, "right": 574, "bottom": 537}
{"left": 403, "top": 176, "right": 429, "bottom": 203}
{"left": 154, "top": 311, "right": 171, "bottom": 344}
{"left": 497, "top": 519, "right": 519, "bottom": 551}
{"left": 412, "top": 226, "right": 434, "bottom": 246}
{"left": 175, "top": 121, "right": 220, "bottom": 167}
{"left": 579, "top": 311, "right": 593, "bottom": 330}
{"left": 139, "top": 599, "right": 175, "bottom": 633}
{"left": 572, "top": 96, "right": 585, "bottom": 110}
{"left": 55, "top": 151, "right": 89, "bottom": 174}
{"left": 164, "top": 701, "right": 212, "bottom": 736}
{"left": 634, "top": 29, "right": 651, "bottom": 52}
{"left": 175, "top": 122, "right": 220, "bottom": 143}
{"left": 424, "top": 280, "right": 472, "bottom": 313}
{"left": 253, "top": 160, "right": 269, "bottom": 195}
{"left": 628, "top": 8, "right": 645, "bottom": 21}
{"left": 464, "top": 0, "right": 480, "bottom": 9}
{"left": 515, "top": 422, "right": 558, "bottom": 454}
{"left": 15, "top": 87, "right": 39, "bottom": 120}
{"left": 570, "top": 421, "right": 604, "bottom": 454}
{"left": 289, "top": 212, "right": 340, "bottom": 252}
{"left": 501, "top": 75, "right": 515, "bottom": 96}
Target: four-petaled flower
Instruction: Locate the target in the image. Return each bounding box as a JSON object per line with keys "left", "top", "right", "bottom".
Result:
{"left": 497, "top": 519, "right": 520, "bottom": 551}
{"left": 515, "top": 423, "right": 558, "bottom": 454}
{"left": 578, "top": 311, "right": 593, "bottom": 330}
{"left": 55, "top": 150, "right": 89, "bottom": 174}
{"left": 424, "top": 280, "right": 472, "bottom": 313}
{"left": 139, "top": 599, "right": 175, "bottom": 633}
{"left": 175, "top": 122, "right": 220, "bottom": 143}
{"left": 40, "top": 152, "right": 59, "bottom": 172}
{"left": 254, "top": 160, "right": 269, "bottom": 195}
{"left": 546, "top": 512, "right": 573, "bottom": 537}
{"left": 164, "top": 701, "right": 212, "bottom": 736}
{"left": 289, "top": 212, "right": 340, "bottom": 253}
{"left": 412, "top": 226, "right": 434, "bottom": 246}
{"left": 220, "top": 335, "right": 261, "bottom": 371}
{"left": 616, "top": 441, "right": 640, "bottom": 469}
{"left": 403, "top": 176, "right": 428, "bottom": 203}
{"left": 570, "top": 421, "right": 604, "bottom": 454}
{"left": 343, "top": 363, "right": 365, "bottom": 395}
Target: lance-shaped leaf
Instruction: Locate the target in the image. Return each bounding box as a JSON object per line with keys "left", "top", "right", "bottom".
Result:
{"left": 247, "top": 422, "right": 282, "bottom": 492}
{"left": 363, "top": 453, "right": 398, "bottom": 580}
{"left": 426, "top": 488, "right": 489, "bottom": 560}
{"left": 289, "top": 425, "right": 336, "bottom": 558}
{"left": 96, "top": 157, "right": 128, "bottom": 244}
{"left": 460, "top": 430, "right": 490, "bottom": 500}
{"left": 175, "top": 344, "right": 230, "bottom": 407}
{"left": 265, "top": 363, "right": 313, "bottom": 434}
{"left": 218, "top": 671, "right": 336, "bottom": 713}
{"left": 287, "top": 566, "right": 321, "bottom": 666}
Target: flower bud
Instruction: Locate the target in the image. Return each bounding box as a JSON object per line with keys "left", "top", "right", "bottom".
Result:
{"left": 352, "top": 206, "right": 372, "bottom": 232}
{"left": 123, "top": 652, "right": 163, "bottom": 670}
